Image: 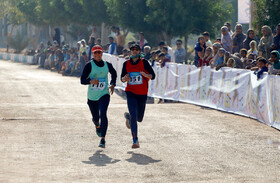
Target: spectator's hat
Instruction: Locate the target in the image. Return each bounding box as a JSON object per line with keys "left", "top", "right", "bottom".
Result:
{"left": 91, "top": 45, "right": 103, "bottom": 53}
{"left": 129, "top": 44, "right": 140, "bottom": 50}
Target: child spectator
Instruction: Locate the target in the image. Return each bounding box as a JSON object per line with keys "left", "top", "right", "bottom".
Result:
{"left": 216, "top": 48, "right": 226, "bottom": 66}
{"left": 203, "top": 32, "right": 212, "bottom": 47}
{"left": 240, "top": 48, "right": 248, "bottom": 66}
{"left": 254, "top": 58, "right": 268, "bottom": 79}
{"left": 248, "top": 40, "right": 258, "bottom": 56}
{"left": 269, "top": 50, "right": 280, "bottom": 71}
{"left": 162, "top": 46, "right": 171, "bottom": 60}
{"left": 226, "top": 58, "right": 235, "bottom": 68}
{"left": 194, "top": 36, "right": 206, "bottom": 67}
{"left": 199, "top": 47, "right": 213, "bottom": 67}
{"left": 158, "top": 52, "right": 170, "bottom": 68}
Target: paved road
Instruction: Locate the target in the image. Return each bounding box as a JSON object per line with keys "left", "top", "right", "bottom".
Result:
{"left": 0, "top": 60, "right": 280, "bottom": 183}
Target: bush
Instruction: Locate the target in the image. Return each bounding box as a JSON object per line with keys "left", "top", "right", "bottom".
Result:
{"left": 7, "top": 32, "right": 29, "bottom": 54}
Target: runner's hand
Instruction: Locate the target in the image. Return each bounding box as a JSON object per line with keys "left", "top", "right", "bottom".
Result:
{"left": 140, "top": 71, "right": 152, "bottom": 79}
{"left": 109, "top": 85, "right": 115, "bottom": 95}
{"left": 90, "top": 77, "right": 99, "bottom": 85}
{"left": 122, "top": 74, "right": 131, "bottom": 82}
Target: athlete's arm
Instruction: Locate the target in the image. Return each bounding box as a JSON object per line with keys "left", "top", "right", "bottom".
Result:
{"left": 80, "top": 62, "right": 92, "bottom": 85}
{"left": 107, "top": 62, "right": 117, "bottom": 86}
{"left": 121, "top": 61, "right": 129, "bottom": 82}
{"left": 143, "top": 59, "right": 156, "bottom": 80}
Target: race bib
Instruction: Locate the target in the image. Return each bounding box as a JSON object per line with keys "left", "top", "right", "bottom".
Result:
{"left": 90, "top": 78, "right": 106, "bottom": 91}
{"left": 129, "top": 72, "right": 143, "bottom": 85}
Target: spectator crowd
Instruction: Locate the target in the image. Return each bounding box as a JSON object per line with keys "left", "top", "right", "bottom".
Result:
{"left": 32, "top": 23, "right": 280, "bottom": 81}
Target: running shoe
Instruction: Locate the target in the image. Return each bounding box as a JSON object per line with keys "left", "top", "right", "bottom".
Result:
{"left": 96, "top": 126, "right": 101, "bottom": 137}
{"left": 124, "top": 112, "right": 131, "bottom": 129}
{"left": 132, "top": 139, "right": 140, "bottom": 149}
{"left": 99, "top": 139, "right": 105, "bottom": 148}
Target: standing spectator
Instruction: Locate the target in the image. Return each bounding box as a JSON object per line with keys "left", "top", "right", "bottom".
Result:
{"left": 108, "top": 36, "right": 117, "bottom": 55}
{"left": 203, "top": 32, "right": 212, "bottom": 47}
{"left": 143, "top": 46, "right": 151, "bottom": 60}
{"left": 88, "top": 37, "right": 96, "bottom": 60}
{"left": 174, "top": 39, "right": 186, "bottom": 64}
{"left": 240, "top": 48, "right": 248, "bottom": 67}
{"left": 232, "top": 24, "right": 246, "bottom": 54}
{"left": 221, "top": 26, "right": 232, "bottom": 52}
{"left": 216, "top": 48, "right": 226, "bottom": 66}
{"left": 224, "top": 22, "right": 234, "bottom": 37}
{"left": 272, "top": 24, "right": 280, "bottom": 51}
{"left": 119, "top": 48, "right": 130, "bottom": 59}
{"left": 138, "top": 32, "right": 148, "bottom": 51}
{"left": 258, "top": 25, "right": 273, "bottom": 59}
{"left": 53, "top": 28, "right": 61, "bottom": 46}
{"left": 194, "top": 36, "right": 206, "bottom": 67}
{"left": 128, "top": 41, "right": 136, "bottom": 50}
{"left": 115, "top": 27, "right": 125, "bottom": 55}
{"left": 149, "top": 50, "right": 157, "bottom": 67}
{"left": 243, "top": 29, "right": 257, "bottom": 50}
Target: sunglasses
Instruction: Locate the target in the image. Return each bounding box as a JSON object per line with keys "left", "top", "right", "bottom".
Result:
{"left": 131, "top": 48, "right": 140, "bottom": 51}
{"left": 93, "top": 51, "right": 102, "bottom": 54}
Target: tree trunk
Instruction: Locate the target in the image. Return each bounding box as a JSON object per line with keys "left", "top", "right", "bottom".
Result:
{"left": 162, "top": 32, "right": 172, "bottom": 46}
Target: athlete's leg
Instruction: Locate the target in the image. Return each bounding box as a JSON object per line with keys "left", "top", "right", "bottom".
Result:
{"left": 137, "top": 95, "right": 147, "bottom": 122}
{"left": 99, "top": 94, "right": 110, "bottom": 138}
{"left": 126, "top": 91, "right": 138, "bottom": 140}
{"left": 87, "top": 99, "right": 100, "bottom": 127}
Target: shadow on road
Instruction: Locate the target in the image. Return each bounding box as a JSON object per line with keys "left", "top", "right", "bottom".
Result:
{"left": 125, "top": 151, "right": 161, "bottom": 165}
{"left": 82, "top": 150, "right": 120, "bottom": 166}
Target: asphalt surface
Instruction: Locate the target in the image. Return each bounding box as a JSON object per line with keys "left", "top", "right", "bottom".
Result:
{"left": 0, "top": 60, "right": 280, "bottom": 183}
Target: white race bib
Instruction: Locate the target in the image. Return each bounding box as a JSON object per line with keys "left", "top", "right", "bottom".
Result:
{"left": 90, "top": 78, "right": 106, "bottom": 91}
{"left": 129, "top": 72, "right": 143, "bottom": 85}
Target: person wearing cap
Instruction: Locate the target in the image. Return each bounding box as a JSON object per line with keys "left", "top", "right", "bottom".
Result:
{"left": 121, "top": 44, "right": 156, "bottom": 148}
{"left": 80, "top": 45, "right": 117, "bottom": 148}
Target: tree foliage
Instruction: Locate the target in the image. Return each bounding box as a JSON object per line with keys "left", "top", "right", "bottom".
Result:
{"left": 252, "top": 0, "right": 280, "bottom": 34}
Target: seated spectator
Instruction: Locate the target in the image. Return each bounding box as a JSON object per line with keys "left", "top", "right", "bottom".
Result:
{"left": 253, "top": 58, "right": 268, "bottom": 79}
{"left": 174, "top": 39, "right": 186, "bottom": 64}
{"left": 203, "top": 32, "right": 212, "bottom": 47}
{"left": 194, "top": 36, "right": 206, "bottom": 67}
{"left": 221, "top": 26, "right": 232, "bottom": 52}
{"left": 144, "top": 46, "right": 151, "bottom": 60}
{"left": 258, "top": 25, "right": 273, "bottom": 59}
{"left": 244, "top": 53, "right": 256, "bottom": 69}
{"left": 158, "top": 52, "right": 170, "bottom": 68}
{"left": 199, "top": 47, "right": 213, "bottom": 67}
{"left": 215, "top": 38, "right": 222, "bottom": 44}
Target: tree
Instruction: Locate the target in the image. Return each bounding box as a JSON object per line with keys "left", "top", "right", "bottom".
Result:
{"left": 252, "top": 0, "right": 280, "bottom": 35}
